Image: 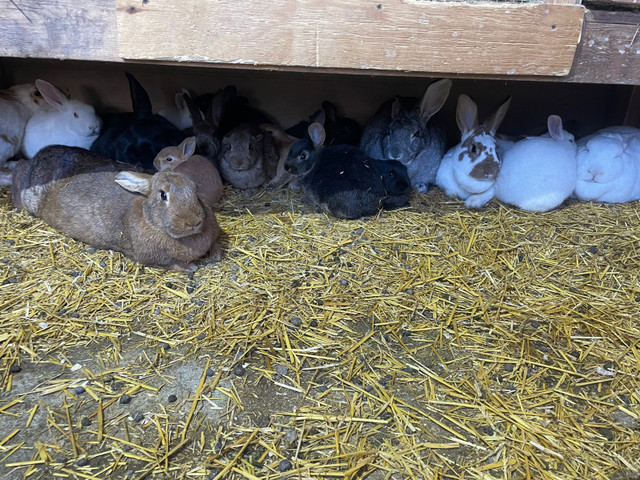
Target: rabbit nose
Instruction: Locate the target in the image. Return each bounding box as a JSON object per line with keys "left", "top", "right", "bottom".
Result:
{"left": 186, "top": 217, "right": 203, "bottom": 231}
{"left": 470, "top": 159, "right": 500, "bottom": 180}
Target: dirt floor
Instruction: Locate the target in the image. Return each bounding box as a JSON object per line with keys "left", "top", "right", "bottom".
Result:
{"left": 0, "top": 184, "right": 639, "bottom": 480}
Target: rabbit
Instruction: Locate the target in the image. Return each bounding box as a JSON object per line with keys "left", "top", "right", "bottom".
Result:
{"left": 11, "top": 145, "right": 147, "bottom": 212}
{"left": 90, "top": 73, "right": 187, "bottom": 170}
{"left": 360, "top": 78, "right": 452, "bottom": 193}
{"left": 158, "top": 88, "right": 194, "bottom": 131}
{"left": 286, "top": 100, "right": 362, "bottom": 146}
{"left": 436, "top": 94, "right": 511, "bottom": 208}
{"left": 182, "top": 90, "right": 227, "bottom": 166}
{"left": 21, "top": 79, "right": 102, "bottom": 159}
{"left": 12, "top": 156, "right": 222, "bottom": 271}
{"left": 284, "top": 122, "right": 410, "bottom": 219}
{"left": 0, "top": 82, "right": 47, "bottom": 167}
{"left": 494, "top": 115, "right": 577, "bottom": 212}
{"left": 573, "top": 126, "right": 640, "bottom": 203}
{"left": 218, "top": 123, "right": 280, "bottom": 190}
{"left": 153, "top": 136, "right": 224, "bottom": 206}
{"left": 260, "top": 124, "right": 301, "bottom": 190}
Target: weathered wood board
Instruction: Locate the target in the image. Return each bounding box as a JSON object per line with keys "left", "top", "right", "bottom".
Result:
{"left": 569, "top": 10, "right": 640, "bottom": 84}
{"left": 0, "top": 0, "right": 119, "bottom": 61}
{"left": 115, "top": 0, "right": 585, "bottom": 77}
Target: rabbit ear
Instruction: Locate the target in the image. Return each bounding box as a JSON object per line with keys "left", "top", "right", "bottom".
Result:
{"left": 456, "top": 94, "right": 478, "bottom": 139}
{"left": 181, "top": 137, "right": 197, "bottom": 158}
{"left": 308, "top": 122, "right": 326, "bottom": 149}
{"left": 322, "top": 101, "right": 337, "bottom": 122}
{"left": 125, "top": 73, "right": 153, "bottom": 118}
{"left": 419, "top": 79, "right": 452, "bottom": 126}
{"left": 114, "top": 171, "right": 153, "bottom": 195}
{"left": 35, "top": 79, "right": 67, "bottom": 108}
{"left": 483, "top": 96, "right": 511, "bottom": 136}
{"left": 183, "top": 92, "right": 205, "bottom": 127}
{"left": 208, "top": 88, "right": 229, "bottom": 128}
{"left": 310, "top": 108, "right": 326, "bottom": 126}
{"left": 547, "top": 115, "right": 564, "bottom": 141}
{"left": 391, "top": 97, "right": 402, "bottom": 119}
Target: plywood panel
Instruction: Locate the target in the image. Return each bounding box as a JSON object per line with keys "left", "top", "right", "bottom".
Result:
{"left": 115, "top": 0, "right": 585, "bottom": 77}
{"left": 0, "top": 0, "right": 119, "bottom": 61}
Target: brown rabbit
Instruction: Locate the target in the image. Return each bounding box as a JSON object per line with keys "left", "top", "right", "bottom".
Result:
{"left": 260, "top": 124, "right": 300, "bottom": 190}
{"left": 153, "top": 136, "right": 224, "bottom": 206}
{"left": 218, "top": 124, "right": 279, "bottom": 190}
{"left": 13, "top": 158, "right": 222, "bottom": 271}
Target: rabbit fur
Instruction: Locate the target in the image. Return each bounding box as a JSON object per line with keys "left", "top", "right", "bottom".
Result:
{"left": 494, "top": 115, "right": 577, "bottom": 212}
{"left": 90, "top": 73, "right": 187, "bottom": 170}
{"left": 436, "top": 94, "right": 511, "bottom": 208}
{"left": 0, "top": 82, "right": 47, "bottom": 167}
{"left": 12, "top": 154, "right": 222, "bottom": 271}
{"left": 153, "top": 136, "right": 224, "bottom": 206}
{"left": 284, "top": 122, "right": 410, "bottom": 219}
{"left": 573, "top": 126, "right": 640, "bottom": 203}
{"left": 22, "top": 79, "right": 101, "bottom": 159}
{"left": 11, "top": 145, "right": 144, "bottom": 212}
{"left": 360, "top": 78, "right": 452, "bottom": 193}
{"left": 218, "top": 123, "right": 280, "bottom": 190}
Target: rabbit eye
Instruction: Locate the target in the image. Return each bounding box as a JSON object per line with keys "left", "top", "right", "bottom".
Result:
{"left": 74, "top": 112, "right": 79, "bottom": 118}
{"left": 470, "top": 144, "right": 477, "bottom": 154}
{"left": 300, "top": 152, "right": 308, "bottom": 161}
{"left": 166, "top": 156, "right": 175, "bottom": 163}
{"left": 34, "top": 91, "right": 42, "bottom": 97}
{"left": 160, "top": 190, "right": 168, "bottom": 201}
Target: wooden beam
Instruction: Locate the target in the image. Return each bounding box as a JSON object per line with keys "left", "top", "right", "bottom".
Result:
{"left": 0, "top": 0, "right": 119, "bottom": 62}
{"left": 568, "top": 9, "right": 640, "bottom": 84}
{"left": 115, "top": 0, "right": 584, "bottom": 77}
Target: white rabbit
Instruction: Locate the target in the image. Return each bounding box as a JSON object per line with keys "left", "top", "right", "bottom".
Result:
{"left": 436, "top": 94, "right": 511, "bottom": 208}
{"left": 494, "top": 115, "right": 577, "bottom": 212}
{"left": 0, "top": 83, "right": 47, "bottom": 165}
{"left": 22, "top": 79, "right": 102, "bottom": 159}
{"left": 159, "top": 88, "right": 193, "bottom": 131}
{"left": 574, "top": 126, "right": 640, "bottom": 203}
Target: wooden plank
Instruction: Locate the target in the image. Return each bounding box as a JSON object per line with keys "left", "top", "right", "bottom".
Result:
{"left": 568, "top": 10, "right": 640, "bottom": 84}
{"left": 115, "top": 0, "right": 584, "bottom": 77}
{"left": 0, "top": 0, "right": 119, "bottom": 61}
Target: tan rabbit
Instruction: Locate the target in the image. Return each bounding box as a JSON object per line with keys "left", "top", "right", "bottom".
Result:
{"left": 153, "top": 136, "right": 223, "bottom": 206}
{"left": 13, "top": 151, "right": 222, "bottom": 271}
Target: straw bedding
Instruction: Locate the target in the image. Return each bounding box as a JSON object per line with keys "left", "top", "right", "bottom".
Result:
{"left": 0, "top": 184, "right": 638, "bottom": 479}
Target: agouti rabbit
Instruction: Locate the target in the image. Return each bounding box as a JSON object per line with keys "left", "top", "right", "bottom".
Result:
{"left": 218, "top": 124, "right": 280, "bottom": 190}
{"left": 436, "top": 94, "right": 511, "bottom": 208}
{"left": 360, "top": 79, "right": 452, "bottom": 193}
{"left": 153, "top": 136, "right": 224, "bottom": 206}
{"left": 285, "top": 122, "right": 410, "bottom": 219}
{"left": 12, "top": 150, "right": 222, "bottom": 271}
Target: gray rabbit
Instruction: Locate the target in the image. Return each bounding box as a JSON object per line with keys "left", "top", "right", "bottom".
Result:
{"left": 360, "top": 79, "right": 452, "bottom": 193}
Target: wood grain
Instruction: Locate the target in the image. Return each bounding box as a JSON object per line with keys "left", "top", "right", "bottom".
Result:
{"left": 115, "top": 0, "right": 585, "bottom": 77}
{"left": 0, "top": 0, "right": 119, "bottom": 61}
{"left": 569, "top": 10, "right": 640, "bottom": 84}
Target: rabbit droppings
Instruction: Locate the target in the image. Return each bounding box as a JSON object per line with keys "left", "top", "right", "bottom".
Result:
{"left": 12, "top": 150, "right": 222, "bottom": 271}
{"left": 494, "top": 115, "right": 577, "bottom": 212}
{"left": 436, "top": 94, "right": 511, "bottom": 208}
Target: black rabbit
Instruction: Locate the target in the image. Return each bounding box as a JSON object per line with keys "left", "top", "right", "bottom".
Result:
{"left": 286, "top": 100, "right": 361, "bottom": 146}
{"left": 90, "top": 73, "right": 187, "bottom": 170}
{"left": 284, "top": 122, "right": 410, "bottom": 219}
